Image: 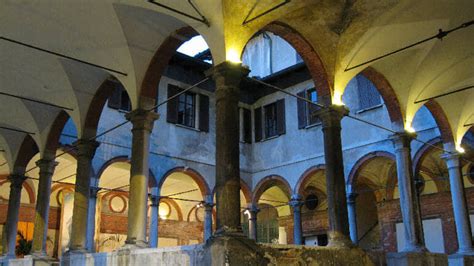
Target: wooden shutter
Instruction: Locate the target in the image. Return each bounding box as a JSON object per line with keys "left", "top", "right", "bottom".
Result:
{"left": 243, "top": 108, "right": 252, "bottom": 143}
{"left": 297, "top": 91, "right": 307, "bottom": 129}
{"left": 107, "top": 85, "right": 121, "bottom": 109}
{"left": 167, "top": 84, "right": 181, "bottom": 123}
{"left": 254, "top": 107, "right": 262, "bottom": 142}
{"left": 199, "top": 94, "right": 209, "bottom": 132}
{"left": 276, "top": 99, "right": 286, "bottom": 135}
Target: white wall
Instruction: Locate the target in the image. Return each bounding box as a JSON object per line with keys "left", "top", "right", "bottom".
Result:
{"left": 396, "top": 218, "right": 445, "bottom": 253}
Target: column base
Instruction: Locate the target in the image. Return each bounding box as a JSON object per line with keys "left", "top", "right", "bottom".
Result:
{"left": 202, "top": 235, "right": 268, "bottom": 265}
{"left": 327, "top": 231, "right": 353, "bottom": 248}
{"left": 213, "top": 226, "right": 245, "bottom": 238}
{"left": 123, "top": 239, "right": 149, "bottom": 249}
{"left": 387, "top": 251, "right": 447, "bottom": 266}
{"left": 31, "top": 252, "right": 58, "bottom": 266}
{"left": 448, "top": 253, "right": 474, "bottom": 266}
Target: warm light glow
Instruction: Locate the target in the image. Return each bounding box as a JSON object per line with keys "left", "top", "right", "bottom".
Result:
{"left": 405, "top": 125, "right": 416, "bottom": 133}
{"left": 332, "top": 91, "right": 345, "bottom": 106}
{"left": 159, "top": 202, "right": 170, "bottom": 220}
{"left": 226, "top": 48, "right": 241, "bottom": 63}
{"left": 243, "top": 209, "right": 250, "bottom": 217}
{"left": 456, "top": 145, "right": 466, "bottom": 154}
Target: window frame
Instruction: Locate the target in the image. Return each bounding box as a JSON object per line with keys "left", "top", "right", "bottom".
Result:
{"left": 177, "top": 91, "right": 196, "bottom": 128}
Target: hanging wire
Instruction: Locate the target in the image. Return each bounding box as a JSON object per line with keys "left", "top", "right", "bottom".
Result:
{"left": 249, "top": 77, "right": 474, "bottom": 165}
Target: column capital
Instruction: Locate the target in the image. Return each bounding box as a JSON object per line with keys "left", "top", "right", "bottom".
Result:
{"left": 90, "top": 186, "right": 101, "bottom": 198}
{"left": 149, "top": 194, "right": 160, "bottom": 207}
{"left": 347, "top": 192, "right": 358, "bottom": 204}
{"left": 246, "top": 203, "right": 259, "bottom": 213}
{"left": 204, "top": 62, "right": 250, "bottom": 87}
{"left": 289, "top": 194, "right": 304, "bottom": 208}
{"left": 73, "top": 139, "right": 100, "bottom": 159}
{"left": 313, "top": 105, "right": 349, "bottom": 129}
{"left": 389, "top": 131, "right": 417, "bottom": 151}
{"left": 8, "top": 174, "right": 27, "bottom": 189}
{"left": 441, "top": 152, "right": 461, "bottom": 169}
{"left": 125, "top": 109, "right": 160, "bottom": 132}
{"left": 35, "top": 159, "right": 58, "bottom": 175}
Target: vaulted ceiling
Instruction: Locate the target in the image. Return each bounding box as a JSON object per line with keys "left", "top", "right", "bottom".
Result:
{"left": 0, "top": 0, "right": 473, "bottom": 172}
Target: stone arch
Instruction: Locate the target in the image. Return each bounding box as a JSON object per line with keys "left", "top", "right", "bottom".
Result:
{"left": 347, "top": 151, "right": 396, "bottom": 188}
{"left": 413, "top": 137, "right": 443, "bottom": 175}
{"left": 239, "top": 179, "right": 252, "bottom": 204}
{"left": 159, "top": 197, "right": 183, "bottom": 221}
{"left": 360, "top": 67, "right": 404, "bottom": 128}
{"left": 96, "top": 156, "right": 130, "bottom": 181}
{"left": 424, "top": 100, "right": 455, "bottom": 145}
{"left": 294, "top": 164, "right": 326, "bottom": 195}
{"left": 44, "top": 110, "right": 75, "bottom": 158}
{"left": 259, "top": 21, "right": 332, "bottom": 105}
{"left": 140, "top": 26, "right": 201, "bottom": 103}
{"left": 159, "top": 167, "right": 210, "bottom": 198}
{"left": 252, "top": 175, "right": 292, "bottom": 204}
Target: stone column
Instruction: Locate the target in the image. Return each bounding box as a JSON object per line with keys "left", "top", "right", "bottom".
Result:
{"left": 205, "top": 62, "right": 249, "bottom": 235}
{"left": 315, "top": 105, "right": 351, "bottom": 246}
{"left": 203, "top": 195, "right": 214, "bottom": 242}
{"left": 289, "top": 194, "right": 304, "bottom": 245}
{"left": 390, "top": 132, "right": 425, "bottom": 252}
{"left": 125, "top": 109, "right": 159, "bottom": 247}
{"left": 31, "top": 159, "right": 58, "bottom": 257}
{"left": 347, "top": 192, "right": 358, "bottom": 244}
{"left": 148, "top": 194, "right": 160, "bottom": 248}
{"left": 69, "top": 139, "right": 100, "bottom": 252}
{"left": 86, "top": 186, "right": 100, "bottom": 252}
{"left": 247, "top": 204, "right": 259, "bottom": 241}
{"left": 442, "top": 152, "right": 474, "bottom": 254}
{"left": 3, "top": 175, "right": 27, "bottom": 258}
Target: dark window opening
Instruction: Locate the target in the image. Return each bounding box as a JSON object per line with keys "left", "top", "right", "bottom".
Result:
{"left": 177, "top": 92, "right": 196, "bottom": 128}
{"left": 297, "top": 88, "right": 320, "bottom": 129}
{"left": 317, "top": 234, "right": 328, "bottom": 246}
{"left": 242, "top": 108, "right": 252, "bottom": 143}
{"left": 264, "top": 103, "right": 278, "bottom": 138}
{"left": 306, "top": 88, "right": 320, "bottom": 125}
{"left": 108, "top": 83, "right": 131, "bottom": 112}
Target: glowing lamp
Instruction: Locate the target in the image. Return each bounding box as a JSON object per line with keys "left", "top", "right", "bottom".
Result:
{"left": 332, "top": 91, "right": 345, "bottom": 106}
{"left": 226, "top": 49, "right": 241, "bottom": 64}
{"left": 456, "top": 145, "right": 465, "bottom": 154}
{"left": 405, "top": 123, "right": 416, "bottom": 133}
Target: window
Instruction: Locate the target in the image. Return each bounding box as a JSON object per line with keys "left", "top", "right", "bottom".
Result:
{"left": 177, "top": 92, "right": 195, "bottom": 128}
{"left": 254, "top": 99, "right": 285, "bottom": 142}
{"left": 264, "top": 103, "right": 278, "bottom": 138}
{"left": 356, "top": 75, "right": 382, "bottom": 111}
{"left": 297, "top": 88, "right": 320, "bottom": 129}
{"left": 107, "top": 82, "right": 131, "bottom": 112}
{"left": 166, "top": 84, "right": 209, "bottom": 132}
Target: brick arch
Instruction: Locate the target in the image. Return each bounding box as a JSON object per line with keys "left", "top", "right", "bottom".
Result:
{"left": 160, "top": 197, "right": 183, "bottom": 221}
{"left": 347, "top": 151, "right": 396, "bottom": 188}
{"left": 140, "top": 26, "right": 200, "bottom": 104}
{"left": 294, "top": 164, "right": 326, "bottom": 195}
{"left": 360, "top": 67, "right": 404, "bottom": 127}
{"left": 159, "top": 167, "right": 210, "bottom": 198}
{"left": 252, "top": 175, "right": 292, "bottom": 204}
{"left": 0, "top": 175, "right": 35, "bottom": 204}
{"left": 260, "top": 21, "right": 332, "bottom": 105}
{"left": 424, "top": 100, "right": 455, "bottom": 145}
{"left": 83, "top": 78, "right": 123, "bottom": 139}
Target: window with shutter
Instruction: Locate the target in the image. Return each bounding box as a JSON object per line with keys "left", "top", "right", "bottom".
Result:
{"left": 306, "top": 88, "right": 320, "bottom": 125}
{"left": 264, "top": 103, "right": 278, "bottom": 138}
{"left": 297, "top": 91, "right": 307, "bottom": 129}
{"left": 356, "top": 75, "right": 381, "bottom": 111}
{"left": 108, "top": 83, "right": 131, "bottom": 112}
{"left": 167, "top": 84, "right": 181, "bottom": 124}
{"left": 199, "top": 94, "right": 209, "bottom": 132}
{"left": 276, "top": 99, "right": 286, "bottom": 135}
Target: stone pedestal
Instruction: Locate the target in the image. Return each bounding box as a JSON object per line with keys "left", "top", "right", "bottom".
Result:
{"left": 202, "top": 236, "right": 268, "bottom": 266}
{"left": 387, "top": 252, "right": 447, "bottom": 266}
{"left": 125, "top": 109, "right": 159, "bottom": 248}
{"left": 448, "top": 253, "right": 474, "bottom": 266}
